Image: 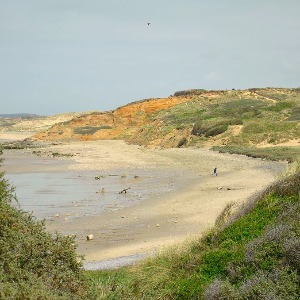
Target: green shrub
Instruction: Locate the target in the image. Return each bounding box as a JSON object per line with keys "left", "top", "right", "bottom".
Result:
{"left": 191, "top": 121, "right": 207, "bottom": 136}
{"left": 265, "top": 101, "right": 294, "bottom": 112}
{"left": 205, "top": 125, "right": 228, "bottom": 137}
{"left": 192, "top": 121, "right": 229, "bottom": 137}
{"left": 177, "top": 137, "right": 188, "bottom": 147}
{"left": 209, "top": 99, "right": 267, "bottom": 119}
{"left": 286, "top": 107, "right": 300, "bottom": 121}
{"left": 205, "top": 267, "right": 299, "bottom": 300}
{"left": 173, "top": 89, "right": 207, "bottom": 96}
{"left": 227, "top": 118, "right": 243, "bottom": 125}
{"left": 74, "top": 126, "right": 112, "bottom": 135}
{"left": 212, "top": 145, "right": 300, "bottom": 163}
{"left": 203, "top": 172, "right": 300, "bottom": 298}
{"left": 0, "top": 162, "right": 90, "bottom": 299}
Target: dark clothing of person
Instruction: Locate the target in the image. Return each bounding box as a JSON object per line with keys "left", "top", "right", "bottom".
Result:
{"left": 213, "top": 168, "right": 217, "bottom": 176}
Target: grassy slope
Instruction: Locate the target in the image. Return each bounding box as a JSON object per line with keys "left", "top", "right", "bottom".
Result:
{"left": 128, "top": 87, "right": 300, "bottom": 148}
{"left": 87, "top": 170, "right": 300, "bottom": 300}
{"left": 212, "top": 146, "right": 300, "bottom": 164}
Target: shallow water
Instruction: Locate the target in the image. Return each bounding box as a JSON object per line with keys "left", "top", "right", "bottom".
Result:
{"left": 2, "top": 150, "right": 189, "bottom": 221}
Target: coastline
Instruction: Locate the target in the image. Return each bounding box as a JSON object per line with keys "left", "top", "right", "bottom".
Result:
{"left": 1, "top": 133, "right": 288, "bottom": 269}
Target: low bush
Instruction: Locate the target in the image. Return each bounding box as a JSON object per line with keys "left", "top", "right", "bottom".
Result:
{"left": 204, "top": 194, "right": 300, "bottom": 299}
{"left": 0, "top": 159, "right": 91, "bottom": 299}
{"left": 74, "top": 126, "right": 112, "bottom": 135}
{"left": 286, "top": 107, "right": 300, "bottom": 121}
{"left": 173, "top": 89, "right": 207, "bottom": 96}
{"left": 205, "top": 125, "right": 228, "bottom": 137}
{"left": 205, "top": 267, "right": 299, "bottom": 300}
{"left": 212, "top": 145, "right": 300, "bottom": 163}
{"left": 265, "top": 101, "right": 294, "bottom": 112}
{"left": 192, "top": 120, "right": 233, "bottom": 137}
{"left": 209, "top": 99, "right": 267, "bottom": 119}
{"left": 177, "top": 137, "right": 188, "bottom": 147}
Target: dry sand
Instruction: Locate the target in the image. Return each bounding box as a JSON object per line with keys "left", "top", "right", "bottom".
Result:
{"left": 0, "top": 131, "right": 35, "bottom": 142}
{"left": 1, "top": 132, "right": 288, "bottom": 269}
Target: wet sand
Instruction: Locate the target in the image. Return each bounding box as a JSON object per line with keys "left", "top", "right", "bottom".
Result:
{"left": 1, "top": 135, "right": 287, "bottom": 269}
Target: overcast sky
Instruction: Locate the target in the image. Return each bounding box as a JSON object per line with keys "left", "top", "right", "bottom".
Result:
{"left": 1, "top": 1, "right": 299, "bottom": 115}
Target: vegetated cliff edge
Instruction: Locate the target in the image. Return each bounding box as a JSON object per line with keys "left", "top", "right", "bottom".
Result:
{"left": 32, "top": 88, "right": 300, "bottom": 148}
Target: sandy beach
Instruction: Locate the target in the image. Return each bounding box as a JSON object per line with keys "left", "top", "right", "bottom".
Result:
{"left": 1, "top": 132, "right": 287, "bottom": 269}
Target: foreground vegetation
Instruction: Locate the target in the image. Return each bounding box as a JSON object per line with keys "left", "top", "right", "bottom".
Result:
{"left": 86, "top": 166, "right": 300, "bottom": 299}
{"left": 0, "top": 151, "right": 91, "bottom": 299}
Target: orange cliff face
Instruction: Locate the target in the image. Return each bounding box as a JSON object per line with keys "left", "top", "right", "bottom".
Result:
{"left": 33, "top": 96, "right": 191, "bottom": 141}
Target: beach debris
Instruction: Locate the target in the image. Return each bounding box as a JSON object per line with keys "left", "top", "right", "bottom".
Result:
{"left": 95, "top": 175, "right": 106, "bottom": 180}
{"left": 156, "top": 224, "right": 160, "bottom": 227}
{"left": 55, "top": 213, "right": 60, "bottom": 217}
{"left": 119, "top": 187, "right": 130, "bottom": 194}
{"left": 96, "top": 188, "right": 106, "bottom": 194}
{"left": 217, "top": 186, "right": 233, "bottom": 190}
{"left": 121, "top": 173, "right": 127, "bottom": 178}
{"left": 134, "top": 175, "right": 139, "bottom": 179}
{"left": 121, "top": 215, "right": 126, "bottom": 218}
{"left": 86, "top": 234, "right": 94, "bottom": 241}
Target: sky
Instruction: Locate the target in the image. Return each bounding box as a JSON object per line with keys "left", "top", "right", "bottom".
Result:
{"left": 1, "top": 1, "right": 300, "bottom": 115}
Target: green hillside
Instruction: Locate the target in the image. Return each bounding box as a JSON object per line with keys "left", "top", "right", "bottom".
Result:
{"left": 128, "top": 87, "right": 300, "bottom": 148}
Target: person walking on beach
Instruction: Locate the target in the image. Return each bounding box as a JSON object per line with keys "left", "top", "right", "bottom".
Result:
{"left": 212, "top": 167, "right": 218, "bottom": 176}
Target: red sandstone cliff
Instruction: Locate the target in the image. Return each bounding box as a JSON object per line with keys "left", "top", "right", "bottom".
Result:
{"left": 33, "top": 96, "right": 191, "bottom": 142}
